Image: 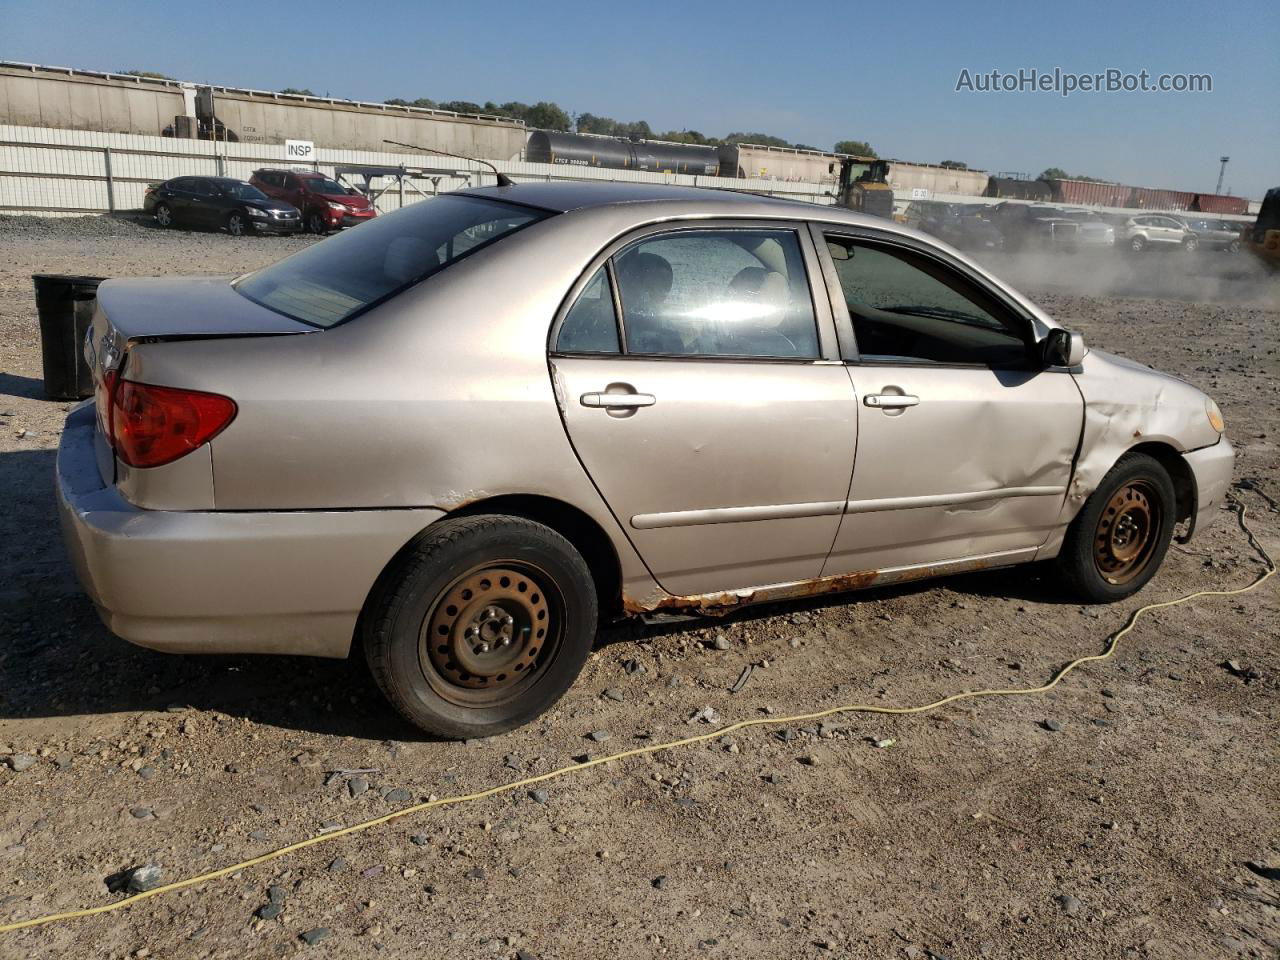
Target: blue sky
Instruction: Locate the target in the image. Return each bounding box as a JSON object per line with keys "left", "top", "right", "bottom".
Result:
{"left": 6, "top": 0, "right": 1278, "bottom": 198}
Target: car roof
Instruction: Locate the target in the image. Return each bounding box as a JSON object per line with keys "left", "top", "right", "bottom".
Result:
{"left": 460, "top": 181, "right": 823, "bottom": 215}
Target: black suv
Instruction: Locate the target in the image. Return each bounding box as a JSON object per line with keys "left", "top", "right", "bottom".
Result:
{"left": 143, "top": 177, "right": 302, "bottom": 236}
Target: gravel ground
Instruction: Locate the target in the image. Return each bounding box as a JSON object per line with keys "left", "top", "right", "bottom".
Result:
{"left": 0, "top": 214, "right": 1277, "bottom": 960}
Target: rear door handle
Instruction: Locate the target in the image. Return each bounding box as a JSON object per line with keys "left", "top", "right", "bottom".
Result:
{"left": 581, "top": 392, "right": 656, "bottom": 409}
{"left": 864, "top": 393, "right": 919, "bottom": 409}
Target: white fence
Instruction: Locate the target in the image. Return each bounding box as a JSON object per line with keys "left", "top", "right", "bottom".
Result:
{"left": 0, "top": 124, "right": 837, "bottom": 216}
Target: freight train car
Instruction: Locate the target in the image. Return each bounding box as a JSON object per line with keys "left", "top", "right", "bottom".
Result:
{"left": 1127, "top": 186, "right": 1195, "bottom": 211}
{"left": 525, "top": 131, "right": 719, "bottom": 174}
{"left": 985, "top": 177, "right": 1053, "bottom": 201}
{"left": 887, "top": 162, "right": 989, "bottom": 198}
{"left": 1191, "top": 193, "right": 1249, "bottom": 216}
{"left": 1049, "top": 178, "right": 1131, "bottom": 207}
{"left": 717, "top": 143, "right": 846, "bottom": 185}
{"left": 0, "top": 61, "right": 528, "bottom": 161}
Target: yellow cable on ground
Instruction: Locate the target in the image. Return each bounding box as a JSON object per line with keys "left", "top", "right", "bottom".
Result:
{"left": 2, "top": 496, "right": 1274, "bottom": 936}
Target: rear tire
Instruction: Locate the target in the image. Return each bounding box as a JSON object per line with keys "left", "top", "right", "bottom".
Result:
{"left": 1054, "top": 452, "right": 1176, "bottom": 603}
{"left": 362, "top": 515, "right": 598, "bottom": 739}
{"left": 1129, "top": 235, "right": 1146, "bottom": 253}
{"left": 154, "top": 203, "right": 172, "bottom": 228}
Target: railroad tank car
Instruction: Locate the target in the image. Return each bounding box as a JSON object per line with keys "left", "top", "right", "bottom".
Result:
{"left": 1049, "top": 178, "right": 1132, "bottom": 207}
{"left": 526, "top": 131, "right": 719, "bottom": 175}
{"left": 886, "top": 162, "right": 989, "bottom": 198}
{"left": 0, "top": 61, "right": 528, "bottom": 161}
{"left": 984, "top": 177, "right": 1053, "bottom": 201}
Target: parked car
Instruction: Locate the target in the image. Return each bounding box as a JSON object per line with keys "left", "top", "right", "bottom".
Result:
{"left": 59, "top": 183, "right": 1233, "bottom": 738}
{"left": 1122, "top": 214, "right": 1198, "bottom": 253}
{"left": 250, "top": 169, "right": 377, "bottom": 234}
{"left": 991, "top": 203, "right": 1080, "bottom": 252}
{"left": 916, "top": 203, "right": 1003, "bottom": 251}
{"left": 1060, "top": 211, "right": 1117, "bottom": 250}
{"left": 1178, "top": 217, "right": 1243, "bottom": 253}
{"left": 143, "top": 177, "right": 301, "bottom": 236}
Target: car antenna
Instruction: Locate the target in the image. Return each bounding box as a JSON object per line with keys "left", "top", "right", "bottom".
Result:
{"left": 383, "top": 139, "right": 515, "bottom": 187}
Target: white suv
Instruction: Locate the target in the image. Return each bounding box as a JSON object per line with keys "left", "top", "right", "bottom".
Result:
{"left": 1123, "top": 215, "right": 1198, "bottom": 253}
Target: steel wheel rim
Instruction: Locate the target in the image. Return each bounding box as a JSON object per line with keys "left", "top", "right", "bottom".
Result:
{"left": 1093, "top": 480, "right": 1162, "bottom": 584}
{"left": 155, "top": 206, "right": 170, "bottom": 226}
{"left": 228, "top": 215, "right": 244, "bottom": 236}
{"left": 418, "top": 561, "right": 563, "bottom": 707}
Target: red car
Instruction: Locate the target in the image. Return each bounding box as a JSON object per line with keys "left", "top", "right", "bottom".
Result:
{"left": 250, "top": 169, "right": 377, "bottom": 234}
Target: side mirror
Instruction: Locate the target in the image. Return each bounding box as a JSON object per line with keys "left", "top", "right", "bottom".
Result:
{"left": 1043, "top": 328, "right": 1085, "bottom": 367}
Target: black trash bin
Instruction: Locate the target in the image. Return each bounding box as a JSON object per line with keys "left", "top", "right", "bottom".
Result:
{"left": 33, "top": 274, "right": 106, "bottom": 400}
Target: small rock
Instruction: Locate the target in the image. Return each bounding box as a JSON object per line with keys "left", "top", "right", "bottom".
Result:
{"left": 763, "top": 773, "right": 782, "bottom": 785}
{"left": 587, "top": 730, "right": 610, "bottom": 743}
{"left": 361, "top": 865, "right": 384, "bottom": 879}
{"left": 299, "top": 928, "right": 331, "bottom": 946}
{"left": 123, "top": 865, "right": 163, "bottom": 894}
{"left": 129, "top": 806, "right": 153, "bottom": 820}
{"left": 528, "top": 788, "right": 549, "bottom": 804}
{"left": 688, "top": 706, "right": 720, "bottom": 724}
{"left": 1100, "top": 688, "right": 1116, "bottom": 698}
{"left": 775, "top": 728, "right": 796, "bottom": 743}
{"left": 798, "top": 755, "right": 819, "bottom": 767}
{"left": 602, "top": 688, "right": 625, "bottom": 702}
{"left": 503, "top": 754, "right": 521, "bottom": 770}
{"left": 712, "top": 635, "right": 731, "bottom": 651}
{"left": 1056, "top": 894, "right": 1082, "bottom": 916}
{"left": 255, "top": 903, "right": 283, "bottom": 921}
{"left": 623, "top": 659, "right": 643, "bottom": 675}
{"left": 250, "top": 830, "right": 270, "bottom": 841}
{"left": 410, "top": 833, "right": 430, "bottom": 846}
{"left": 137, "top": 766, "right": 156, "bottom": 781}
{"left": 516, "top": 951, "right": 540, "bottom": 960}
{"left": 267, "top": 884, "right": 288, "bottom": 905}
{"left": 5, "top": 755, "right": 37, "bottom": 773}
{"left": 873, "top": 738, "right": 896, "bottom": 749}
{"left": 327, "top": 857, "right": 347, "bottom": 872}
{"left": 348, "top": 776, "right": 369, "bottom": 798}
{"left": 652, "top": 875, "right": 668, "bottom": 890}
{"left": 465, "top": 867, "right": 486, "bottom": 880}
{"left": 1042, "top": 719, "right": 1063, "bottom": 732}
{"left": 383, "top": 788, "right": 412, "bottom": 805}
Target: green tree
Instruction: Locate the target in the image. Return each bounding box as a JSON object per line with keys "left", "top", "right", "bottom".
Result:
{"left": 1039, "top": 167, "right": 1069, "bottom": 181}
{"left": 939, "top": 160, "right": 968, "bottom": 169}
{"left": 524, "top": 101, "right": 572, "bottom": 130}
{"left": 280, "top": 87, "right": 316, "bottom": 96}
{"left": 119, "top": 70, "right": 174, "bottom": 80}
{"left": 834, "top": 139, "right": 877, "bottom": 157}
{"left": 438, "top": 100, "right": 484, "bottom": 115}
{"left": 576, "top": 112, "right": 618, "bottom": 135}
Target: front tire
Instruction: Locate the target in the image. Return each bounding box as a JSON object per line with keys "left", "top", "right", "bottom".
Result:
{"left": 308, "top": 211, "right": 330, "bottom": 235}
{"left": 226, "top": 211, "right": 248, "bottom": 237}
{"left": 1054, "top": 452, "right": 1176, "bottom": 603}
{"left": 1183, "top": 236, "right": 1199, "bottom": 253}
{"left": 362, "top": 515, "right": 598, "bottom": 739}
{"left": 154, "top": 203, "right": 173, "bottom": 228}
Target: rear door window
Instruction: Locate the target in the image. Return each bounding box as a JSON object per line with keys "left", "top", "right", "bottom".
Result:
{"left": 556, "top": 267, "right": 620, "bottom": 354}
{"left": 235, "top": 195, "right": 551, "bottom": 328}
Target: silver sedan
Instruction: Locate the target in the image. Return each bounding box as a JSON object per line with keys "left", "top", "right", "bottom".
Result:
{"left": 57, "top": 183, "right": 1234, "bottom": 738}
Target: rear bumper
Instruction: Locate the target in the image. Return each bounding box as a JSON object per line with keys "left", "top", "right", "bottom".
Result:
{"left": 57, "top": 404, "right": 443, "bottom": 658}
{"left": 1183, "top": 436, "right": 1234, "bottom": 539}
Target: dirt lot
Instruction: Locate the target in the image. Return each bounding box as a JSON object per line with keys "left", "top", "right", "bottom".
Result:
{"left": 0, "top": 215, "right": 1277, "bottom": 960}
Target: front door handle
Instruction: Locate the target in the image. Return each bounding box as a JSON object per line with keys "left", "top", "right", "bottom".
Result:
{"left": 864, "top": 393, "right": 919, "bottom": 409}
{"left": 581, "top": 392, "right": 656, "bottom": 409}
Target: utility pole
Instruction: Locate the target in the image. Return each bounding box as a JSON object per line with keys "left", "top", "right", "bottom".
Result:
{"left": 1215, "top": 156, "right": 1230, "bottom": 195}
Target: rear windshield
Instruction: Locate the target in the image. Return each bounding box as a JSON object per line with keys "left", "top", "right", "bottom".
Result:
{"left": 234, "top": 195, "right": 550, "bottom": 328}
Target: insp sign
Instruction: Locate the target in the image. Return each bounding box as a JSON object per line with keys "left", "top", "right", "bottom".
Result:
{"left": 285, "top": 139, "right": 315, "bottom": 162}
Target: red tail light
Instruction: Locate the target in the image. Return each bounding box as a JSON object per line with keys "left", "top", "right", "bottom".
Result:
{"left": 110, "top": 379, "right": 237, "bottom": 468}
